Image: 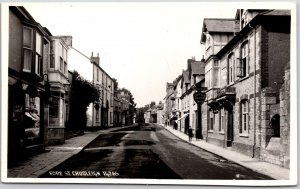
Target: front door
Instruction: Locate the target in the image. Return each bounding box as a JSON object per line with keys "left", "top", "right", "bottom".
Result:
{"left": 227, "top": 109, "right": 234, "bottom": 147}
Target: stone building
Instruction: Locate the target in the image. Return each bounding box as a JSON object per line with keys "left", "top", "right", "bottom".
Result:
{"left": 201, "top": 9, "right": 290, "bottom": 167}
{"left": 8, "top": 6, "right": 51, "bottom": 165}
{"left": 164, "top": 82, "right": 175, "bottom": 126}
{"left": 47, "top": 36, "right": 72, "bottom": 145}
{"left": 89, "top": 53, "right": 114, "bottom": 128}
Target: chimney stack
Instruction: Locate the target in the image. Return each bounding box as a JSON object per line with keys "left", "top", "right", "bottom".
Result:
{"left": 91, "top": 52, "right": 100, "bottom": 65}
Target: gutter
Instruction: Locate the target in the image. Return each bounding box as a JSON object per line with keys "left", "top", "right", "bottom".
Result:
{"left": 252, "top": 25, "right": 257, "bottom": 158}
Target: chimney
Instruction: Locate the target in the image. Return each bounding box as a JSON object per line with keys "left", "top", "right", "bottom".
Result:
{"left": 201, "top": 55, "right": 205, "bottom": 62}
{"left": 91, "top": 52, "right": 100, "bottom": 65}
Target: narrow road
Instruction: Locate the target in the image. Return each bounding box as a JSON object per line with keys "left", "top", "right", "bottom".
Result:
{"left": 40, "top": 123, "right": 273, "bottom": 179}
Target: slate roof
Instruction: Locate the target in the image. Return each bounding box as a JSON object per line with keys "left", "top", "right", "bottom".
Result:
{"left": 262, "top": 9, "right": 291, "bottom": 16}
{"left": 203, "top": 18, "right": 238, "bottom": 33}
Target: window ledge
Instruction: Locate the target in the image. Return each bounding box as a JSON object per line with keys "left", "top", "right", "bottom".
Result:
{"left": 227, "top": 82, "right": 235, "bottom": 87}
{"left": 239, "top": 133, "right": 249, "bottom": 138}
{"left": 238, "top": 75, "right": 250, "bottom": 82}
{"left": 219, "top": 131, "right": 225, "bottom": 135}
{"left": 208, "top": 130, "right": 214, "bottom": 133}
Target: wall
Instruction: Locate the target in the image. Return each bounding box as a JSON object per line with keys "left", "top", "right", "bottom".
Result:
{"left": 9, "top": 10, "right": 22, "bottom": 72}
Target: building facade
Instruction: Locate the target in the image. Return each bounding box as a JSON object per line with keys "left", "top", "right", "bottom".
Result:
{"left": 47, "top": 36, "right": 72, "bottom": 145}
{"left": 201, "top": 9, "right": 290, "bottom": 167}
{"left": 8, "top": 6, "right": 51, "bottom": 165}
{"left": 89, "top": 53, "right": 114, "bottom": 128}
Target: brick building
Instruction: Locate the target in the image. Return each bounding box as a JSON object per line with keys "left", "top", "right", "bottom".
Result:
{"left": 201, "top": 9, "right": 290, "bottom": 167}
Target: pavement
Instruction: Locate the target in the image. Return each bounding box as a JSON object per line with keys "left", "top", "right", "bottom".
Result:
{"left": 7, "top": 125, "right": 138, "bottom": 178}
{"left": 159, "top": 124, "right": 290, "bottom": 180}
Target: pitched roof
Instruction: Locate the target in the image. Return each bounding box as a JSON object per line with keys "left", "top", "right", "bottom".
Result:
{"left": 201, "top": 18, "right": 239, "bottom": 43}
{"left": 262, "top": 9, "right": 291, "bottom": 16}
{"left": 203, "top": 18, "right": 238, "bottom": 33}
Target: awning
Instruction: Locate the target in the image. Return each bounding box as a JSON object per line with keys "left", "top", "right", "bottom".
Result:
{"left": 176, "top": 113, "right": 189, "bottom": 122}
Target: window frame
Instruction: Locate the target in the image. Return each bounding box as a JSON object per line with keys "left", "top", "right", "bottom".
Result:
{"left": 237, "top": 41, "right": 249, "bottom": 78}
{"left": 23, "top": 26, "right": 34, "bottom": 72}
{"left": 228, "top": 53, "right": 235, "bottom": 84}
{"left": 240, "top": 100, "right": 249, "bottom": 134}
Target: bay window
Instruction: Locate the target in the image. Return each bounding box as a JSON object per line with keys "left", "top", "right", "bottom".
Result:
{"left": 23, "top": 27, "right": 33, "bottom": 72}
{"left": 35, "top": 32, "right": 42, "bottom": 75}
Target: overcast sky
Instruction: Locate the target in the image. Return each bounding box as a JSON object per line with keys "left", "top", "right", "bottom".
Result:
{"left": 23, "top": 2, "right": 236, "bottom": 107}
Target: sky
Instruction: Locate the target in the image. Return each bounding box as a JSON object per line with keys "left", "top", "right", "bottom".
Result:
{"left": 23, "top": 2, "right": 237, "bottom": 107}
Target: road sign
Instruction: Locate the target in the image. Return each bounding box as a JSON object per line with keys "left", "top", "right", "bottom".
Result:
{"left": 193, "top": 92, "right": 206, "bottom": 104}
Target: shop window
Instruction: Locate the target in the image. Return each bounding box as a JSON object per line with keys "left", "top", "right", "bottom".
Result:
{"left": 24, "top": 94, "right": 40, "bottom": 146}
{"left": 240, "top": 100, "right": 249, "bottom": 134}
{"left": 49, "top": 97, "right": 59, "bottom": 118}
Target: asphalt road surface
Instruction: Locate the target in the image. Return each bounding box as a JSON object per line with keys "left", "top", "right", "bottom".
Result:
{"left": 40, "top": 123, "right": 273, "bottom": 180}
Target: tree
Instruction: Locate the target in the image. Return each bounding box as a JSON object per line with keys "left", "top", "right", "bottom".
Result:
{"left": 67, "top": 71, "right": 100, "bottom": 133}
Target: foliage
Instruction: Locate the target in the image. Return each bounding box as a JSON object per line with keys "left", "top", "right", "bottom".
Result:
{"left": 67, "top": 71, "right": 100, "bottom": 132}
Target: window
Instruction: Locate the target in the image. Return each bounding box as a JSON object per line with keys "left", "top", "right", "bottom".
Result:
{"left": 240, "top": 100, "right": 249, "bottom": 134}
{"left": 96, "top": 109, "right": 100, "bottom": 122}
{"left": 60, "top": 57, "right": 63, "bottom": 71}
{"left": 96, "top": 68, "right": 99, "bottom": 81}
{"left": 228, "top": 53, "right": 235, "bottom": 83}
{"left": 64, "top": 61, "right": 67, "bottom": 74}
{"left": 213, "top": 60, "right": 220, "bottom": 87}
{"left": 49, "top": 97, "right": 59, "bottom": 118}
{"left": 50, "top": 43, "right": 55, "bottom": 68}
{"left": 23, "top": 27, "right": 33, "bottom": 72}
{"left": 219, "top": 108, "right": 225, "bottom": 132}
{"left": 237, "top": 42, "right": 249, "bottom": 77}
{"left": 35, "top": 32, "right": 43, "bottom": 75}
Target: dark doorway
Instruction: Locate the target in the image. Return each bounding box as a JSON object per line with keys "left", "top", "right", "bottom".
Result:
{"left": 184, "top": 115, "right": 190, "bottom": 134}
{"left": 271, "top": 114, "right": 280, "bottom": 137}
{"left": 227, "top": 109, "right": 234, "bottom": 147}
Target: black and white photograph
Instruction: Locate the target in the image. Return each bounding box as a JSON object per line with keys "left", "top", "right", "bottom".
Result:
{"left": 0, "top": 1, "right": 297, "bottom": 186}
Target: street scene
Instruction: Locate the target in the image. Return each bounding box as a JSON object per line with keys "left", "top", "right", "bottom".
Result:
{"left": 40, "top": 123, "right": 272, "bottom": 179}
{"left": 3, "top": 2, "right": 295, "bottom": 186}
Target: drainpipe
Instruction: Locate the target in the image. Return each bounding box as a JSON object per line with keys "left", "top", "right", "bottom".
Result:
{"left": 252, "top": 25, "right": 257, "bottom": 158}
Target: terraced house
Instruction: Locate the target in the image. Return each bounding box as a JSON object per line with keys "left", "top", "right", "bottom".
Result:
{"left": 8, "top": 6, "right": 51, "bottom": 165}
{"left": 201, "top": 9, "right": 290, "bottom": 168}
